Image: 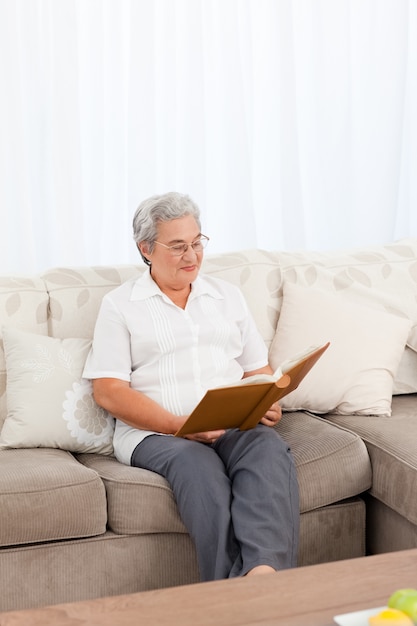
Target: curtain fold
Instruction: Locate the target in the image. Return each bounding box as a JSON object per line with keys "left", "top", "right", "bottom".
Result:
{"left": 0, "top": 0, "right": 416, "bottom": 273}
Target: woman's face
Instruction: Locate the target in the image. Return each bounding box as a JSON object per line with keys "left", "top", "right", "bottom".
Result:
{"left": 140, "top": 215, "right": 204, "bottom": 293}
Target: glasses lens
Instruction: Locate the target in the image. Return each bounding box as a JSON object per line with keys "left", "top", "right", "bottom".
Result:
{"left": 168, "top": 237, "right": 209, "bottom": 255}
{"left": 171, "top": 244, "right": 188, "bottom": 255}
{"left": 193, "top": 237, "right": 208, "bottom": 251}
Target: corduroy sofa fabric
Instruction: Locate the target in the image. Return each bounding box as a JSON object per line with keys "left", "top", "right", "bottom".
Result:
{"left": 75, "top": 409, "right": 372, "bottom": 536}
{"left": 0, "top": 447, "right": 107, "bottom": 546}
{"left": 276, "top": 412, "right": 371, "bottom": 513}
{"left": 76, "top": 453, "right": 188, "bottom": 536}
{"left": 0, "top": 532, "right": 199, "bottom": 613}
{"left": 326, "top": 395, "right": 417, "bottom": 527}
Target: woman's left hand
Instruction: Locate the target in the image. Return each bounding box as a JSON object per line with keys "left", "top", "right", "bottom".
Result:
{"left": 260, "top": 401, "right": 282, "bottom": 427}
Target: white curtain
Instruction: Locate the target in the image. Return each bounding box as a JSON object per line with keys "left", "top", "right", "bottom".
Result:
{"left": 0, "top": 0, "right": 416, "bottom": 273}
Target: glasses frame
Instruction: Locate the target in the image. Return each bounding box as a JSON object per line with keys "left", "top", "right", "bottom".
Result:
{"left": 154, "top": 234, "right": 210, "bottom": 256}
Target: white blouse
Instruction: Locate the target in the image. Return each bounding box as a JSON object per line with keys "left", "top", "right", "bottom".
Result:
{"left": 83, "top": 270, "right": 268, "bottom": 465}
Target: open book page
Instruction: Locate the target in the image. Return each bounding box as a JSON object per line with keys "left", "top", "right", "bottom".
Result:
{"left": 273, "top": 344, "right": 327, "bottom": 379}
{"left": 215, "top": 372, "right": 275, "bottom": 388}
{"left": 216, "top": 343, "right": 328, "bottom": 388}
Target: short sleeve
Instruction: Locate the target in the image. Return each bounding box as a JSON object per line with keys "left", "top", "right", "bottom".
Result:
{"left": 83, "top": 294, "right": 132, "bottom": 382}
{"left": 235, "top": 289, "right": 269, "bottom": 372}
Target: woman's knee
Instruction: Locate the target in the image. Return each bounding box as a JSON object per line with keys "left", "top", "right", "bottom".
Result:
{"left": 216, "top": 425, "right": 295, "bottom": 477}
{"left": 224, "top": 424, "right": 289, "bottom": 454}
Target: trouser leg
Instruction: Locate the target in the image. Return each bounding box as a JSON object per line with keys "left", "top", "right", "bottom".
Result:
{"left": 131, "top": 435, "right": 239, "bottom": 581}
{"left": 213, "top": 424, "right": 299, "bottom": 577}
{"left": 131, "top": 425, "right": 299, "bottom": 581}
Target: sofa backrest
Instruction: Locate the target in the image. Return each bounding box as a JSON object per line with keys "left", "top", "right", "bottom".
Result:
{"left": 1, "top": 239, "right": 417, "bottom": 431}
{"left": 202, "top": 249, "right": 281, "bottom": 347}
{"left": 39, "top": 239, "right": 417, "bottom": 348}
{"left": 272, "top": 238, "right": 417, "bottom": 351}
{"left": 38, "top": 240, "right": 417, "bottom": 397}
{"left": 40, "top": 250, "right": 282, "bottom": 348}
{"left": 269, "top": 238, "right": 417, "bottom": 397}
{"left": 41, "top": 265, "right": 144, "bottom": 340}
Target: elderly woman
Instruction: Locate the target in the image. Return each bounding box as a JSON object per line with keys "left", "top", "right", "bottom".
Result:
{"left": 83, "top": 192, "right": 299, "bottom": 581}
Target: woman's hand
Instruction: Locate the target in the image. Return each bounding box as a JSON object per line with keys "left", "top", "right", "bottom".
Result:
{"left": 184, "top": 429, "right": 226, "bottom": 444}
{"left": 260, "top": 401, "right": 282, "bottom": 428}
{"left": 243, "top": 365, "right": 282, "bottom": 428}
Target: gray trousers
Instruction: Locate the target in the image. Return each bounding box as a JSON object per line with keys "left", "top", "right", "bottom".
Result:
{"left": 131, "top": 424, "right": 299, "bottom": 581}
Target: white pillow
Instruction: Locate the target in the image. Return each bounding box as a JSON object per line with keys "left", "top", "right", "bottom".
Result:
{"left": 0, "top": 327, "right": 114, "bottom": 453}
{"left": 269, "top": 282, "right": 412, "bottom": 416}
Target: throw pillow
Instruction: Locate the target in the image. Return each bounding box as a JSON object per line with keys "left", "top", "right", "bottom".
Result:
{"left": 0, "top": 327, "right": 114, "bottom": 453}
{"left": 269, "top": 282, "right": 412, "bottom": 416}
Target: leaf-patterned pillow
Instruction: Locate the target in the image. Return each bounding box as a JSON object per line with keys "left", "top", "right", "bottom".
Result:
{"left": 269, "top": 282, "right": 412, "bottom": 416}
{"left": 0, "top": 327, "right": 114, "bottom": 453}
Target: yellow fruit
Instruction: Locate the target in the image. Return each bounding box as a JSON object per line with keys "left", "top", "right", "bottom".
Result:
{"left": 368, "top": 607, "right": 414, "bottom": 625}
{"left": 388, "top": 588, "right": 417, "bottom": 622}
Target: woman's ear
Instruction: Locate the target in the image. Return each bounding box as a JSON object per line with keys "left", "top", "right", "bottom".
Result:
{"left": 138, "top": 241, "right": 150, "bottom": 262}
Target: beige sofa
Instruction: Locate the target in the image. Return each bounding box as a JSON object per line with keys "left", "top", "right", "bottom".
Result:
{"left": 1, "top": 239, "right": 417, "bottom": 613}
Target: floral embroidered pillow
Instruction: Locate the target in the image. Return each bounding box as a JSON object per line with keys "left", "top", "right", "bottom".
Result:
{"left": 0, "top": 327, "right": 114, "bottom": 454}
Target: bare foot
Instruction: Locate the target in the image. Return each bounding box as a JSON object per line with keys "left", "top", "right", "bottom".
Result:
{"left": 245, "top": 565, "right": 276, "bottom": 576}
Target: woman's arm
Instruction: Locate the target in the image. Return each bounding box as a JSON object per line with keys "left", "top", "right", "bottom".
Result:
{"left": 93, "top": 378, "right": 225, "bottom": 442}
{"left": 93, "top": 378, "right": 182, "bottom": 434}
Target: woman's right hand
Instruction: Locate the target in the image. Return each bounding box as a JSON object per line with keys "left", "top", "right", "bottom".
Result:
{"left": 184, "top": 429, "right": 226, "bottom": 444}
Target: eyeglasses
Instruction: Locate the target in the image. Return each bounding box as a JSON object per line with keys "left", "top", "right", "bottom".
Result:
{"left": 154, "top": 235, "right": 209, "bottom": 256}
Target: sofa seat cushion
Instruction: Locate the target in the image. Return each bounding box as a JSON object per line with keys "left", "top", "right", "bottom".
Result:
{"left": 0, "top": 448, "right": 107, "bottom": 547}
{"left": 78, "top": 411, "right": 372, "bottom": 534}
{"left": 76, "top": 453, "right": 188, "bottom": 535}
{"left": 277, "top": 411, "right": 372, "bottom": 513}
{"left": 325, "top": 394, "right": 417, "bottom": 525}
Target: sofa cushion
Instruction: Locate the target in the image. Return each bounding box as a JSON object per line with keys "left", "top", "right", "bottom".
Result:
{"left": 0, "top": 448, "right": 107, "bottom": 547}
{"left": 394, "top": 346, "right": 417, "bottom": 395}
{"left": 325, "top": 394, "right": 417, "bottom": 526}
{"left": 75, "top": 453, "right": 188, "bottom": 535}
{"left": 274, "top": 238, "right": 417, "bottom": 394}
{"left": 77, "top": 411, "right": 372, "bottom": 534}
{"left": 42, "top": 252, "right": 281, "bottom": 350}
{"left": 274, "top": 238, "right": 417, "bottom": 347}
{"left": 0, "top": 276, "right": 49, "bottom": 432}
{"left": 202, "top": 250, "right": 281, "bottom": 348}
{"left": 276, "top": 411, "right": 372, "bottom": 513}
{"left": 0, "top": 328, "right": 115, "bottom": 454}
{"left": 270, "top": 282, "right": 411, "bottom": 416}
{"left": 41, "top": 265, "right": 143, "bottom": 340}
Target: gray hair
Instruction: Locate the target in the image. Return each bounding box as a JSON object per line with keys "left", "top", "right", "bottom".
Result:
{"left": 132, "top": 192, "right": 201, "bottom": 265}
